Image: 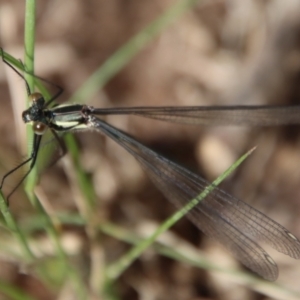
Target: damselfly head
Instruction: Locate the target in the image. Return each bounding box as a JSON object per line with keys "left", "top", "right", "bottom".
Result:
{"left": 22, "top": 93, "right": 46, "bottom": 124}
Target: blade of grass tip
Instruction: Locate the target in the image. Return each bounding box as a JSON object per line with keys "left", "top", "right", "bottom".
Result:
{"left": 1, "top": 51, "right": 25, "bottom": 70}
{"left": 69, "top": 0, "right": 200, "bottom": 104}
{"left": 1, "top": 50, "right": 51, "bottom": 102}
{"left": 105, "top": 147, "right": 257, "bottom": 281}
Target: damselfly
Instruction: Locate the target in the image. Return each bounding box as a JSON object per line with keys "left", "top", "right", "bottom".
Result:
{"left": 1, "top": 49, "right": 300, "bottom": 281}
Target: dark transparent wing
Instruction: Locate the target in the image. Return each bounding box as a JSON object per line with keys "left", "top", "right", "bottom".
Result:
{"left": 91, "top": 105, "right": 300, "bottom": 126}
{"left": 88, "top": 116, "right": 300, "bottom": 281}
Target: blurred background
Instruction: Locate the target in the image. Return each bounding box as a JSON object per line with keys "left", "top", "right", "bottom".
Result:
{"left": 1, "top": 0, "right": 300, "bottom": 299}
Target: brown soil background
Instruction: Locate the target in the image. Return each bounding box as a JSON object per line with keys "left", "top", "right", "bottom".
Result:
{"left": 1, "top": 1, "right": 300, "bottom": 299}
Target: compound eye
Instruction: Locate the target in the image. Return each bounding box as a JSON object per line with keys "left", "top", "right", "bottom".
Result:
{"left": 22, "top": 111, "right": 31, "bottom": 123}
{"left": 29, "top": 92, "right": 43, "bottom": 103}
{"left": 33, "top": 121, "right": 47, "bottom": 135}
